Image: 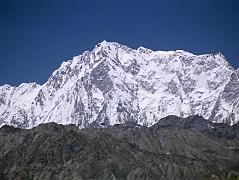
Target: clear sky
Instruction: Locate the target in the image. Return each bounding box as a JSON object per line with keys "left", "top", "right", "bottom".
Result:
{"left": 0, "top": 0, "right": 238, "bottom": 86}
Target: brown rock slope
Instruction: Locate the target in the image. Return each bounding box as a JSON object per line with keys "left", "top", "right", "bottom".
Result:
{"left": 0, "top": 116, "right": 239, "bottom": 180}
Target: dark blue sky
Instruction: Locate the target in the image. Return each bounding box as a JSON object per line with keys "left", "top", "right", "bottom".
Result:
{"left": 0, "top": 0, "right": 238, "bottom": 86}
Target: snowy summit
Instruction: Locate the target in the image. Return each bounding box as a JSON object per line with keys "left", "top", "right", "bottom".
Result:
{"left": 0, "top": 41, "right": 239, "bottom": 128}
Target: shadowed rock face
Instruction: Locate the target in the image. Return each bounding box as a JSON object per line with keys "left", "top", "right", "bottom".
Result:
{"left": 0, "top": 116, "right": 239, "bottom": 180}
{"left": 152, "top": 115, "right": 239, "bottom": 139}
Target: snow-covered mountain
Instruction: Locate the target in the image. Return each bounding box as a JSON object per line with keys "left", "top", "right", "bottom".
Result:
{"left": 0, "top": 41, "right": 239, "bottom": 128}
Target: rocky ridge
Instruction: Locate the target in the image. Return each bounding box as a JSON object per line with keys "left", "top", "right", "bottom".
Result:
{"left": 0, "top": 115, "right": 239, "bottom": 179}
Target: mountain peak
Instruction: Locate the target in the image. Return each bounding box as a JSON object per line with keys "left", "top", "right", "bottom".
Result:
{"left": 0, "top": 42, "right": 238, "bottom": 128}
{"left": 98, "top": 40, "right": 108, "bottom": 46}
{"left": 95, "top": 40, "right": 119, "bottom": 48}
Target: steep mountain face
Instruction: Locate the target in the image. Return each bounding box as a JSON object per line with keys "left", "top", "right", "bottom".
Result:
{"left": 0, "top": 116, "right": 239, "bottom": 180}
{"left": 0, "top": 41, "right": 238, "bottom": 128}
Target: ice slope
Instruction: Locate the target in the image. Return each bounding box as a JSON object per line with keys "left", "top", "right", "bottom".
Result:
{"left": 0, "top": 41, "right": 238, "bottom": 128}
